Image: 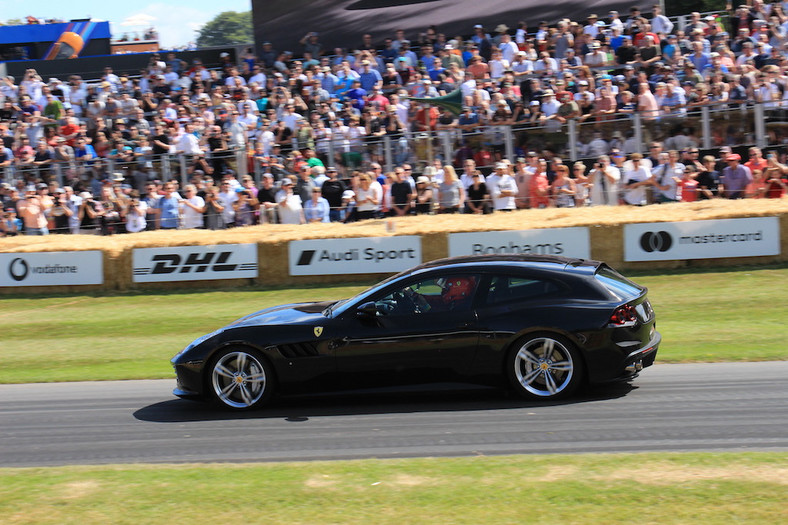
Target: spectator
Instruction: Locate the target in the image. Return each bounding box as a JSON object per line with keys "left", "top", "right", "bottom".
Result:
{"left": 156, "top": 182, "right": 180, "bottom": 229}
{"left": 588, "top": 155, "right": 620, "bottom": 205}
{"left": 17, "top": 186, "right": 49, "bottom": 235}
{"left": 277, "top": 178, "right": 305, "bottom": 224}
{"left": 720, "top": 153, "right": 752, "bottom": 199}
{"left": 437, "top": 165, "right": 464, "bottom": 213}
{"left": 202, "top": 186, "right": 226, "bottom": 230}
{"left": 125, "top": 190, "right": 148, "bottom": 233}
{"left": 304, "top": 186, "right": 330, "bottom": 223}
{"left": 180, "top": 184, "right": 205, "bottom": 228}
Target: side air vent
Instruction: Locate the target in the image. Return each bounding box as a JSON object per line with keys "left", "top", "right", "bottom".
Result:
{"left": 277, "top": 342, "right": 320, "bottom": 358}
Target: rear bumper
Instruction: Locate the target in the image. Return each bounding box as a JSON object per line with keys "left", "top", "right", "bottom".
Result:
{"left": 595, "top": 330, "right": 661, "bottom": 384}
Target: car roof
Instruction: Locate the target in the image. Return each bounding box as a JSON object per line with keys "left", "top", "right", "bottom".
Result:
{"left": 410, "top": 254, "right": 602, "bottom": 276}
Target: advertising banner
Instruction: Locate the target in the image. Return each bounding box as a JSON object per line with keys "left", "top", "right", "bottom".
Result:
{"left": 624, "top": 217, "right": 780, "bottom": 261}
{"left": 0, "top": 251, "right": 103, "bottom": 287}
{"left": 448, "top": 228, "right": 591, "bottom": 259}
{"left": 289, "top": 236, "right": 422, "bottom": 275}
{"left": 132, "top": 244, "right": 258, "bottom": 282}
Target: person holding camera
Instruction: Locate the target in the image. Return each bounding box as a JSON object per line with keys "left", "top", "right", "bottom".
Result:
{"left": 78, "top": 191, "right": 99, "bottom": 234}
{"left": 201, "top": 187, "right": 226, "bottom": 230}
{"left": 17, "top": 187, "right": 48, "bottom": 235}
{"left": 179, "top": 184, "right": 205, "bottom": 229}
{"left": 125, "top": 190, "right": 147, "bottom": 233}
{"left": 49, "top": 188, "right": 73, "bottom": 234}
{"left": 233, "top": 188, "right": 258, "bottom": 227}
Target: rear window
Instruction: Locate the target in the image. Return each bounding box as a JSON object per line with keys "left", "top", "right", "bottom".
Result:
{"left": 594, "top": 266, "right": 643, "bottom": 300}
{"left": 486, "top": 275, "right": 561, "bottom": 305}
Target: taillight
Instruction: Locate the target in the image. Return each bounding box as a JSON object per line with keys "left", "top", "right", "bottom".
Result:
{"left": 609, "top": 304, "right": 638, "bottom": 326}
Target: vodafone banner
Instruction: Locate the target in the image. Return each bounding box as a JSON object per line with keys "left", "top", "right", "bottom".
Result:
{"left": 0, "top": 251, "right": 103, "bottom": 287}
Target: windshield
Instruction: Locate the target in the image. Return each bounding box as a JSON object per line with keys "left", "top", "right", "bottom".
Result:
{"left": 328, "top": 269, "right": 414, "bottom": 317}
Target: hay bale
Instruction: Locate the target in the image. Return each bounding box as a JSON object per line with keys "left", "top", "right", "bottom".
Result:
{"left": 1, "top": 199, "right": 785, "bottom": 293}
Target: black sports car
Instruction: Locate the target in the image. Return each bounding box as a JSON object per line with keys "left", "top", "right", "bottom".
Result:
{"left": 172, "top": 255, "right": 660, "bottom": 410}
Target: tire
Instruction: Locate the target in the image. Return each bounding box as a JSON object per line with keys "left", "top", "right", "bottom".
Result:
{"left": 506, "top": 333, "right": 583, "bottom": 400}
{"left": 207, "top": 347, "right": 274, "bottom": 410}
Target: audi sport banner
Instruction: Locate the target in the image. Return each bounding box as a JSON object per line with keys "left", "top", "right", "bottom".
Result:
{"left": 448, "top": 228, "right": 590, "bottom": 259}
{"left": 132, "top": 244, "right": 258, "bottom": 282}
{"left": 0, "top": 251, "right": 103, "bottom": 287}
{"left": 624, "top": 217, "right": 781, "bottom": 262}
{"left": 289, "top": 236, "right": 421, "bottom": 275}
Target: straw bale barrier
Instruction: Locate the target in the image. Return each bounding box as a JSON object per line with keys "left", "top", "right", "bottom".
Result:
{"left": 1, "top": 199, "right": 786, "bottom": 294}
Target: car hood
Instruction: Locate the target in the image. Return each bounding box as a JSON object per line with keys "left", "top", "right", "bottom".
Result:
{"left": 227, "top": 300, "right": 336, "bottom": 328}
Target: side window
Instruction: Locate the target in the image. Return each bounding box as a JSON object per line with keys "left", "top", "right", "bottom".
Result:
{"left": 486, "top": 275, "right": 560, "bottom": 305}
{"left": 375, "top": 275, "right": 479, "bottom": 315}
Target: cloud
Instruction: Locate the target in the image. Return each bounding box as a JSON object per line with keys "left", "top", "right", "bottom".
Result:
{"left": 117, "top": 2, "right": 250, "bottom": 48}
{"left": 119, "top": 13, "right": 156, "bottom": 27}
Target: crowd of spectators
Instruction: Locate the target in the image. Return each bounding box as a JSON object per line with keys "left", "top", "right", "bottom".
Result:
{"left": 1, "top": 3, "right": 788, "bottom": 236}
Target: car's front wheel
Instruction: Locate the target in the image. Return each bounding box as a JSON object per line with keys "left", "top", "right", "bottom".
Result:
{"left": 208, "top": 347, "right": 274, "bottom": 409}
{"left": 507, "top": 334, "right": 583, "bottom": 400}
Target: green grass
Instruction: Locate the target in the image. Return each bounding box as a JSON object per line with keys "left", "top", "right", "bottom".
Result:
{"left": 0, "top": 452, "right": 785, "bottom": 524}
{"left": 0, "top": 267, "right": 786, "bottom": 384}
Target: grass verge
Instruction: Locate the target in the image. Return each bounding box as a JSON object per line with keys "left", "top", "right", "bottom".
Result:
{"left": 0, "top": 266, "right": 786, "bottom": 383}
{"left": 0, "top": 452, "right": 785, "bottom": 525}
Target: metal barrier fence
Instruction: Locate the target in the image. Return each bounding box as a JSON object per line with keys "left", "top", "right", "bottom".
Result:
{"left": 252, "top": 100, "right": 778, "bottom": 178}
{"left": 3, "top": 100, "right": 784, "bottom": 189}
{"left": 1, "top": 147, "right": 250, "bottom": 188}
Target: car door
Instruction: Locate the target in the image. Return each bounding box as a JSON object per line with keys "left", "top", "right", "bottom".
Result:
{"left": 335, "top": 273, "right": 481, "bottom": 384}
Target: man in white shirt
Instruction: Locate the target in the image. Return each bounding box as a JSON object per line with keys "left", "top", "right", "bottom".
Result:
{"left": 459, "top": 159, "right": 482, "bottom": 189}
{"left": 179, "top": 184, "right": 205, "bottom": 228}
{"left": 491, "top": 163, "right": 518, "bottom": 211}
{"left": 621, "top": 153, "right": 652, "bottom": 205}
{"left": 650, "top": 5, "right": 674, "bottom": 35}
{"left": 176, "top": 124, "right": 202, "bottom": 155}
{"left": 248, "top": 65, "right": 267, "bottom": 87}
{"left": 218, "top": 179, "right": 239, "bottom": 226}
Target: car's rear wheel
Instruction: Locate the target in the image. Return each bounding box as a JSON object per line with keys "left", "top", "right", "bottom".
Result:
{"left": 209, "top": 347, "right": 274, "bottom": 410}
{"left": 507, "top": 334, "right": 583, "bottom": 400}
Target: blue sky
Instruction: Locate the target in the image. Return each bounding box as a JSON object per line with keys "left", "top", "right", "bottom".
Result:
{"left": 0, "top": 0, "right": 252, "bottom": 49}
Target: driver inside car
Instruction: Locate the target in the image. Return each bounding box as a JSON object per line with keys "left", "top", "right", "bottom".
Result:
{"left": 437, "top": 276, "right": 476, "bottom": 311}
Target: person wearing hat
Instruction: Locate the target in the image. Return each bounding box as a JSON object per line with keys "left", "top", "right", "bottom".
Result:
{"left": 413, "top": 175, "right": 434, "bottom": 215}
{"left": 488, "top": 162, "right": 518, "bottom": 211}
{"left": 621, "top": 152, "right": 652, "bottom": 205}
{"left": 719, "top": 153, "right": 752, "bottom": 199}
{"left": 276, "top": 177, "right": 305, "bottom": 224}
{"left": 76, "top": 191, "right": 99, "bottom": 234}
{"left": 584, "top": 39, "right": 607, "bottom": 67}
{"left": 583, "top": 14, "right": 600, "bottom": 38}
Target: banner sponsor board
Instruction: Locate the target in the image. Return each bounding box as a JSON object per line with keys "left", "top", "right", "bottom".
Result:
{"left": 0, "top": 251, "right": 103, "bottom": 286}
{"left": 448, "top": 228, "right": 591, "bottom": 259}
{"left": 624, "top": 217, "right": 780, "bottom": 261}
{"left": 289, "top": 236, "right": 422, "bottom": 275}
{"left": 132, "top": 244, "right": 258, "bottom": 282}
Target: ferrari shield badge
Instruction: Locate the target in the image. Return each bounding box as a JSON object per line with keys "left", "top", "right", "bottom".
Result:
{"left": 314, "top": 326, "right": 324, "bottom": 337}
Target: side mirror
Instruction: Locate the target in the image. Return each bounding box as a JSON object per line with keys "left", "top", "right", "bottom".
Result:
{"left": 356, "top": 301, "right": 379, "bottom": 318}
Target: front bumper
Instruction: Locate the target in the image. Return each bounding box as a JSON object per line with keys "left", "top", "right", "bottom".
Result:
{"left": 172, "top": 360, "right": 206, "bottom": 401}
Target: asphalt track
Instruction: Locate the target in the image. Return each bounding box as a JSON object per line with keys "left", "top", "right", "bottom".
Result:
{"left": 1, "top": 361, "right": 787, "bottom": 467}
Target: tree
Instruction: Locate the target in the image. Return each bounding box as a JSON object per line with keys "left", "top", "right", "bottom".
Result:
{"left": 195, "top": 11, "right": 253, "bottom": 48}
